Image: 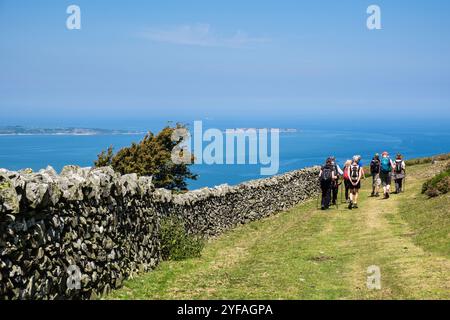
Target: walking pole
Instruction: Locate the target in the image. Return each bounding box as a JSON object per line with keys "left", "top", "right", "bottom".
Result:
{"left": 316, "top": 190, "right": 320, "bottom": 210}
{"left": 340, "top": 182, "right": 344, "bottom": 204}
{"left": 335, "top": 186, "right": 339, "bottom": 209}
{"left": 403, "top": 171, "right": 406, "bottom": 193}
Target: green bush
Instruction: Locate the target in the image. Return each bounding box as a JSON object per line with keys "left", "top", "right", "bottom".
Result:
{"left": 94, "top": 124, "right": 197, "bottom": 191}
{"left": 160, "top": 216, "right": 205, "bottom": 261}
{"left": 406, "top": 153, "right": 450, "bottom": 166}
{"left": 436, "top": 176, "right": 450, "bottom": 194}
{"left": 422, "top": 165, "right": 450, "bottom": 198}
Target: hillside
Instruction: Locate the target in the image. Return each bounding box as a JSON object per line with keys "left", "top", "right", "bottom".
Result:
{"left": 108, "top": 159, "right": 450, "bottom": 300}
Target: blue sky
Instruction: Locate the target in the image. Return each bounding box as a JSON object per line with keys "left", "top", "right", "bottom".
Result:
{"left": 1, "top": 0, "right": 450, "bottom": 127}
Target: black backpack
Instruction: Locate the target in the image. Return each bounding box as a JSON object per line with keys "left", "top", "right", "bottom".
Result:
{"left": 321, "top": 166, "right": 333, "bottom": 182}
{"left": 395, "top": 160, "right": 403, "bottom": 173}
{"left": 370, "top": 159, "right": 380, "bottom": 174}
{"left": 350, "top": 164, "right": 360, "bottom": 182}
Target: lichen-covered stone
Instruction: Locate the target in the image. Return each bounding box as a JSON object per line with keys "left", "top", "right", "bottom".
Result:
{"left": 0, "top": 173, "right": 20, "bottom": 214}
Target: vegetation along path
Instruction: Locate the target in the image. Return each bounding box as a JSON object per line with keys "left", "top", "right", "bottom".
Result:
{"left": 108, "top": 161, "right": 450, "bottom": 299}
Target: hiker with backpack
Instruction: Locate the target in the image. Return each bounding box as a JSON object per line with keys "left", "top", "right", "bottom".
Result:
{"left": 370, "top": 153, "right": 381, "bottom": 197}
{"left": 347, "top": 158, "right": 363, "bottom": 209}
{"left": 353, "top": 155, "right": 365, "bottom": 179}
{"left": 343, "top": 160, "right": 352, "bottom": 202}
{"left": 319, "top": 157, "right": 337, "bottom": 210}
{"left": 330, "top": 156, "right": 344, "bottom": 206}
{"left": 393, "top": 153, "right": 406, "bottom": 193}
{"left": 380, "top": 151, "right": 396, "bottom": 199}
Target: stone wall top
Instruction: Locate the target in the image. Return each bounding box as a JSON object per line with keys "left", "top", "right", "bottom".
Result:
{"left": 0, "top": 165, "right": 320, "bottom": 214}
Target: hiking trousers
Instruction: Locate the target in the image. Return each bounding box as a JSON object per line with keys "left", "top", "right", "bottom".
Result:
{"left": 395, "top": 178, "right": 403, "bottom": 193}
{"left": 331, "top": 180, "right": 339, "bottom": 204}
{"left": 320, "top": 180, "right": 332, "bottom": 208}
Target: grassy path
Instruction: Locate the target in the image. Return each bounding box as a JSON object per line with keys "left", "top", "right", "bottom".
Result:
{"left": 108, "top": 162, "right": 450, "bottom": 300}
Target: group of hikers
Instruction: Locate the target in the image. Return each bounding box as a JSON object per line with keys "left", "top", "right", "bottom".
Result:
{"left": 318, "top": 152, "right": 406, "bottom": 210}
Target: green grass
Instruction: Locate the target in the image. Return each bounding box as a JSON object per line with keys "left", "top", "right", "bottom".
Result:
{"left": 399, "top": 164, "right": 450, "bottom": 258}
{"left": 107, "top": 161, "right": 450, "bottom": 300}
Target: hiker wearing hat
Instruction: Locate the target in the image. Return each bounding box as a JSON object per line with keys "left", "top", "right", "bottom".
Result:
{"left": 393, "top": 153, "right": 406, "bottom": 193}
{"left": 380, "top": 151, "right": 395, "bottom": 199}
{"left": 370, "top": 153, "right": 381, "bottom": 197}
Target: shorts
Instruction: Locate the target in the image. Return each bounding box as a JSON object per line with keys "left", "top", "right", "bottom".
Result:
{"left": 393, "top": 173, "right": 405, "bottom": 180}
{"left": 350, "top": 180, "right": 361, "bottom": 190}
{"left": 380, "top": 171, "right": 391, "bottom": 186}
{"left": 372, "top": 173, "right": 381, "bottom": 187}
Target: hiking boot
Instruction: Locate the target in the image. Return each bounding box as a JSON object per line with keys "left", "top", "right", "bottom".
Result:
{"left": 370, "top": 192, "right": 375, "bottom": 197}
{"left": 348, "top": 201, "right": 353, "bottom": 210}
{"left": 353, "top": 204, "right": 358, "bottom": 209}
{"left": 321, "top": 206, "right": 326, "bottom": 210}
{"left": 375, "top": 193, "right": 380, "bottom": 197}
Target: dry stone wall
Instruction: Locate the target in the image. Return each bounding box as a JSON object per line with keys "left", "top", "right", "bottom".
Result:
{"left": 0, "top": 165, "right": 320, "bottom": 300}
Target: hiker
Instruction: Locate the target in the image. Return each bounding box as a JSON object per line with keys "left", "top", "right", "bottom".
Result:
{"left": 330, "top": 156, "right": 344, "bottom": 205}
{"left": 319, "top": 157, "right": 336, "bottom": 210}
{"left": 380, "top": 151, "right": 396, "bottom": 199}
{"left": 393, "top": 153, "right": 406, "bottom": 193}
{"left": 370, "top": 153, "right": 381, "bottom": 197}
{"left": 343, "top": 160, "right": 352, "bottom": 202}
{"left": 347, "top": 158, "right": 363, "bottom": 209}
{"left": 354, "top": 155, "right": 365, "bottom": 178}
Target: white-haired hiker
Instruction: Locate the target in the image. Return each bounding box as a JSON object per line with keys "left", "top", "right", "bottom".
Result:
{"left": 347, "top": 158, "right": 363, "bottom": 209}
{"left": 353, "top": 155, "right": 365, "bottom": 178}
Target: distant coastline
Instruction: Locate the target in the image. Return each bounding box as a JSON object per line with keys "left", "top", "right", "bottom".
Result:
{"left": 0, "top": 126, "right": 146, "bottom": 136}
{"left": 222, "top": 128, "right": 299, "bottom": 133}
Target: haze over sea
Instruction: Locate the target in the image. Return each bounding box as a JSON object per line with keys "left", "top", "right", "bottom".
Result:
{"left": 1, "top": 119, "right": 449, "bottom": 190}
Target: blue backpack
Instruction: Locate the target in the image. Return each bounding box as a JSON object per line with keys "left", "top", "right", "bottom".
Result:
{"left": 381, "top": 157, "right": 391, "bottom": 173}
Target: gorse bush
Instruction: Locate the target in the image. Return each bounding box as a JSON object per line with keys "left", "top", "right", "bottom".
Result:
{"left": 160, "top": 216, "right": 205, "bottom": 261}
{"left": 422, "top": 163, "right": 450, "bottom": 198}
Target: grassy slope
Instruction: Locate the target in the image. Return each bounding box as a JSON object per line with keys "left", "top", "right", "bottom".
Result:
{"left": 398, "top": 163, "right": 450, "bottom": 258}
{"left": 108, "top": 161, "right": 450, "bottom": 300}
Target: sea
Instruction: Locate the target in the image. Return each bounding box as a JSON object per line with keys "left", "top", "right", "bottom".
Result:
{"left": 1, "top": 119, "right": 449, "bottom": 190}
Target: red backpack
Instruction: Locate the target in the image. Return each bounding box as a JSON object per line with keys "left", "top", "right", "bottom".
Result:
{"left": 343, "top": 167, "right": 350, "bottom": 180}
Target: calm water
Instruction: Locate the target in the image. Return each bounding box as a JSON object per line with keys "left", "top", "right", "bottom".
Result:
{"left": 1, "top": 124, "right": 449, "bottom": 190}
